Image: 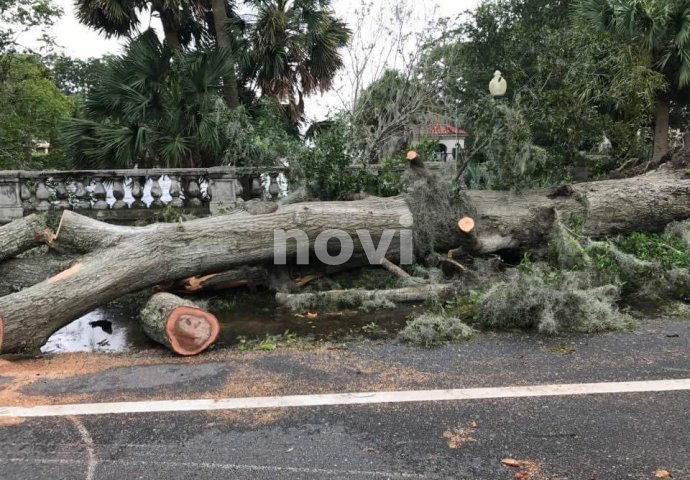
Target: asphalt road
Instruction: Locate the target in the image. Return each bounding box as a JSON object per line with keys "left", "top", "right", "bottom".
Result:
{"left": 1, "top": 316, "right": 689, "bottom": 479}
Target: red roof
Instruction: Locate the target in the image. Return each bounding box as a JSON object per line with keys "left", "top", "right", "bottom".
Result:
{"left": 423, "top": 124, "right": 467, "bottom": 136}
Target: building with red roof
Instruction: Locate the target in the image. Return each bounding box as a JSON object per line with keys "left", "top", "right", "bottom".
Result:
{"left": 420, "top": 124, "right": 468, "bottom": 162}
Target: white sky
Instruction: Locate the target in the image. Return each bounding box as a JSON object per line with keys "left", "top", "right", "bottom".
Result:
{"left": 47, "top": 0, "right": 481, "bottom": 120}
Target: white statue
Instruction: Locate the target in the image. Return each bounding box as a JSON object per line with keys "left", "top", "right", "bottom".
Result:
{"left": 489, "top": 70, "right": 507, "bottom": 97}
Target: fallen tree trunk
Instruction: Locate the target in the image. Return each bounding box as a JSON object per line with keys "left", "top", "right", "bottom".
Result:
{"left": 3, "top": 166, "right": 690, "bottom": 352}
{"left": 140, "top": 293, "right": 220, "bottom": 356}
{"left": 275, "top": 283, "right": 460, "bottom": 311}
{"left": 0, "top": 214, "right": 53, "bottom": 262}
{"left": 0, "top": 254, "right": 76, "bottom": 296}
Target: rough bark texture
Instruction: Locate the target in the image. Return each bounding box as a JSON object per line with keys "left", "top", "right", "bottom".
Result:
{"left": 275, "top": 284, "right": 460, "bottom": 311}
{"left": 0, "top": 214, "right": 51, "bottom": 262}
{"left": 2, "top": 166, "right": 690, "bottom": 352}
{"left": 140, "top": 293, "right": 219, "bottom": 356}
{"left": 211, "top": 0, "right": 239, "bottom": 108}
{"left": 653, "top": 97, "right": 670, "bottom": 163}
{"left": 0, "top": 254, "right": 75, "bottom": 296}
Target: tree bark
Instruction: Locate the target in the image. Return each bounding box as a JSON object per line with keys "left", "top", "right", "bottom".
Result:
{"left": 0, "top": 254, "right": 75, "bottom": 297}
{"left": 0, "top": 214, "right": 52, "bottom": 262}
{"left": 140, "top": 293, "right": 219, "bottom": 355}
{"left": 158, "top": 7, "right": 182, "bottom": 50}
{"left": 3, "top": 166, "right": 690, "bottom": 352}
{"left": 653, "top": 97, "right": 670, "bottom": 163}
{"left": 211, "top": 0, "right": 239, "bottom": 108}
{"left": 275, "top": 284, "right": 460, "bottom": 311}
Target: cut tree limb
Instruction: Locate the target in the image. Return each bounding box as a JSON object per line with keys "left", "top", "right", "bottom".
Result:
{"left": 0, "top": 214, "right": 52, "bottom": 262}
{"left": 140, "top": 293, "right": 219, "bottom": 356}
{"left": 275, "top": 283, "right": 460, "bottom": 311}
{"left": 379, "top": 258, "right": 411, "bottom": 279}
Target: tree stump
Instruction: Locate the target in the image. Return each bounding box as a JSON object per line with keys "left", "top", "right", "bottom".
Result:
{"left": 140, "top": 293, "right": 220, "bottom": 356}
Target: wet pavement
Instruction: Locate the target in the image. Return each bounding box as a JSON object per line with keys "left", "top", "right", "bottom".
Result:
{"left": 2, "top": 311, "right": 689, "bottom": 479}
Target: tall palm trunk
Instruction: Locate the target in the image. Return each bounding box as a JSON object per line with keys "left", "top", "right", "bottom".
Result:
{"left": 652, "top": 97, "right": 670, "bottom": 163}
{"left": 211, "top": 0, "right": 239, "bottom": 108}
{"left": 159, "top": 8, "right": 182, "bottom": 50}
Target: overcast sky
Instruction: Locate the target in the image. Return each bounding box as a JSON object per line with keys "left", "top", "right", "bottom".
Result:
{"left": 48, "top": 0, "right": 481, "bottom": 120}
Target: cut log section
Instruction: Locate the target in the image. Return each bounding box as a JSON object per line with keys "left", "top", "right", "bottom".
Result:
{"left": 140, "top": 293, "right": 220, "bottom": 356}
{"left": 458, "top": 217, "right": 475, "bottom": 233}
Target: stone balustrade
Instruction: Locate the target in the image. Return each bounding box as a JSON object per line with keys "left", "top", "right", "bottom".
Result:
{"left": 0, "top": 166, "right": 288, "bottom": 224}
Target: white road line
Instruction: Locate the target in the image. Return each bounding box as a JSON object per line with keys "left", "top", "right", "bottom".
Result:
{"left": 68, "top": 416, "right": 97, "bottom": 480}
{"left": 1, "top": 458, "right": 425, "bottom": 478}
{"left": 1, "top": 378, "right": 688, "bottom": 418}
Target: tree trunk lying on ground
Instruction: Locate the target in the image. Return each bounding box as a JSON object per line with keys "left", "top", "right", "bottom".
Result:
{"left": 2, "top": 164, "right": 690, "bottom": 352}
{"left": 140, "top": 293, "right": 220, "bottom": 356}
{"left": 275, "top": 284, "right": 460, "bottom": 312}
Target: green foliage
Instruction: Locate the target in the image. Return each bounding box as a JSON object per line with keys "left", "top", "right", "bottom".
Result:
{"left": 444, "top": 291, "right": 481, "bottom": 323}
{"left": 422, "top": 0, "right": 664, "bottom": 183}
{"left": 0, "top": 54, "right": 74, "bottom": 169}
{"left": 237, "top": 330, "right": 297, "bottom": 352}
{"left": 0, "top": 0, "right": 62, "bottom": 54}
{"left": 399, "top": 314, "right": 475, "bottom": 346}
{"left": 61, "top": 32, "right": 299, "bottom": 169}
{"left": 291, "top": 120, "right": 403, "bottom": 200}
{"left": 475, "top": 265, "right": 631, "bottom": 334}
{"left": 614, "top": 232, "right": 690, "bottom": 269}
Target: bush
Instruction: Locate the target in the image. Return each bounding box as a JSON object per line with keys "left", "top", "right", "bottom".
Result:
{"left": 399, "top": 314, "right": 475, "bottom": 346}
{"left": 475, "top": 266, "right": 631, "bottom": 334}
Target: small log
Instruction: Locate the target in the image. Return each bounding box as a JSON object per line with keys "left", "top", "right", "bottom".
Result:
{"left": 0, "top": 214, "right": 52, "bottom": 262}
{"left": 379, "top": 258, "right": 411, "bottom": 279}
{"left": 275, "top": 283, "right": 460, "bottom": 311}
{"left": 140, "top": 293, "right": 220, "bottom": 356}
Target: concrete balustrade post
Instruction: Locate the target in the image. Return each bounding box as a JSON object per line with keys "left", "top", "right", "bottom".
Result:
{"left": 207, "top": 167, "right": 238, "bottom": 214}
{"left": 0, "top": 173, "right": 23, "bottom": 223}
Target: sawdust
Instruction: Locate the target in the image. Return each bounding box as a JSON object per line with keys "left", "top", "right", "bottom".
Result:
{"left": 0, "top": 416, "right": 25, "bottom": 426}
{"left": 443, "top": 421, "right": 478, "bottom": 448}
{"left": 0, "top": 344, "right": 442, "bottom": 409}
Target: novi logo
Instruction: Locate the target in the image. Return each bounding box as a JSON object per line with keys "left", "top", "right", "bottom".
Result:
{"left": 273, "top": 229, "right": 414, "bottom": 266}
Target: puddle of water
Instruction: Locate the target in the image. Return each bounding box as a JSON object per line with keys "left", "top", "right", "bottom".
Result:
{"left": 41, "top": 305, "right": 149, "bottom": 354}
{"left": 43, "top": 294, "right": 419, "bottom": 354}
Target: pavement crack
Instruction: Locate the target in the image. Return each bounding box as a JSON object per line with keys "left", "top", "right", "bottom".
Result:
{"left": 67, "top": 416, "right": 97, "bottom": 480}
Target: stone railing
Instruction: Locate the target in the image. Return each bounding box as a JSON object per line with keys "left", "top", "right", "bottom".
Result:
{"left": 0, "top": 166, "right": 288, "bottom": 224}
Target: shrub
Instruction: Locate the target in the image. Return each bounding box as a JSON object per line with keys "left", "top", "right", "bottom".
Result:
{"left": 475, "top": 266, "right": 631, "bottom": 334}
{"left": 399, "top": 314, "right": 475, "bottom": 346}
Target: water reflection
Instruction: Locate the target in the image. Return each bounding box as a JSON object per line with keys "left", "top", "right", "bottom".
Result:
{"left": 41, "top": 307, "right": 147, "bottom": 354}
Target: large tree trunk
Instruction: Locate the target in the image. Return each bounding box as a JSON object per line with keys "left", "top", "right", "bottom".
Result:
{"left": 211, "top": 0, "right": 239, "bottom": 108}
{"left": 140, "top": 293, "right": 219, "bottom": 356}
{"left": 653, "top": 97, "right": 670, "bottom": 163}
{"left": 158, "top": 7, "right": 182, "bottom": 50}
{"left": 2, "top": 166, "right": 690, "bottom": 352}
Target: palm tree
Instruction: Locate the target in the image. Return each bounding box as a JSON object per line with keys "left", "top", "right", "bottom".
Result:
{"left": 75, "top": 0, "right": 205, "bottom": 50}
{"left": 575, "top": 0, "right": 690, "bottom": 162}
{"left": 247, "top": 0, "right": 350, "bottom": 121}
{"left": 62, "top": 31, "right": 234, "bottom": 168}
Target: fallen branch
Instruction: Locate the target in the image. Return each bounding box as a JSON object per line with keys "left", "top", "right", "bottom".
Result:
{"left": 275, "top": 283, "right": 460, "bottom": 311}
{"left": 0, "top": 214, "right": 53, "bottom": 262}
